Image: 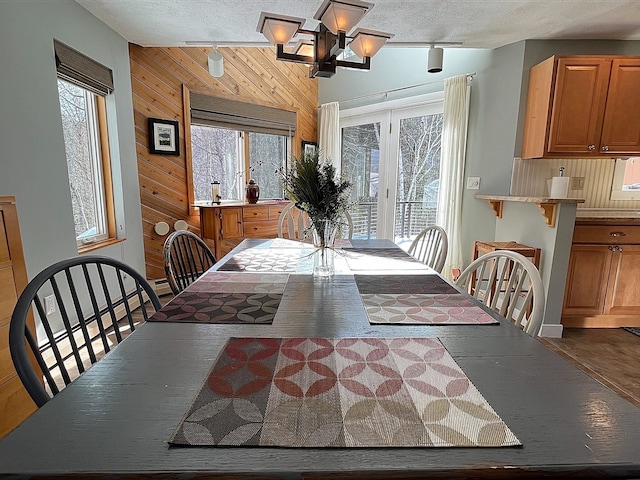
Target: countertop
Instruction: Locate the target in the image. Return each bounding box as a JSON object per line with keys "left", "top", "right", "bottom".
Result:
{"left": 474, "top": 194, "right": 585, "bottom": 204}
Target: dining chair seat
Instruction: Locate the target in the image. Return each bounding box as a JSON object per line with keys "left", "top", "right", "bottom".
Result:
{"left": 455, "top": 250, "right": 545, "bottom": 336}
{"left": 9, "top": 255, "right": 161, "bottom": 407}
{"left": 163, "top": 230, "right": 216, "bottom": 295}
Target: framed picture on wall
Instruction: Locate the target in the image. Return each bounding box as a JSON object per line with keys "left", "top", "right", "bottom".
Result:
{"left": 302, "top": 141, "right": 317, "bottom": 156}
{"left": 148, "top": 117, "right": 180, "bottom": 155}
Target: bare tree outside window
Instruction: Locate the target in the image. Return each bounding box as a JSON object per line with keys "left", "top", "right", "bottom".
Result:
{"left": 248, "top": 133, "right": 286, "bottom": 199}
{"left": 341, "top": 112, "right": 443, "bottom": 241}
{"left": 57, "top": 79, "right": 107, "bottom": 242}
{"left": 191, "top": 125, "right": 240, "bottom": 201}
{"left": 190, "top": 125, "right": 287, "bottom": 202}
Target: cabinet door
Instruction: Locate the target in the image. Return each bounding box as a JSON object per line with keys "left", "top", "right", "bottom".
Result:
{"left": 547, "top": 57, "right": 611, "bottom": 155}
{"left": 604, "top": 245, "right": 640, "bottom": 315}
{"left": 563, "top": 245, "right": 611, "bottom": 316}
{"left": 600, "top": 58, "right": 640, "bottom": 155}
{"left": 220, "top": 208, "right": 243, "bottom": 239}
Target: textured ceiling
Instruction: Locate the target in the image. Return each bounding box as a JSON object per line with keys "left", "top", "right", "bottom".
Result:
{"left": 74, "top": 0, "right": 640, "bottom": 49}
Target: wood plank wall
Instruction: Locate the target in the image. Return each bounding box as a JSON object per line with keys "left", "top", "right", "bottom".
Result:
{"left": 129, "top": 45, "right": 318, "bottom": 279}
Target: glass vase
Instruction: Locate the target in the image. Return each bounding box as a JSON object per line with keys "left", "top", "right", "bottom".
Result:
{"left": 311, "top": 220, "right": 338, "bottom": 277}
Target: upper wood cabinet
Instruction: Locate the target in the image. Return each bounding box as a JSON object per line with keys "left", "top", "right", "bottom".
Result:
{"left": 522, "top": 55, "right": 640, "bottom": 158}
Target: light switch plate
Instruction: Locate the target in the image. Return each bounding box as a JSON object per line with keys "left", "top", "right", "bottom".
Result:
{"left": 467, "top": 177, "right": 480, "bottom": 189}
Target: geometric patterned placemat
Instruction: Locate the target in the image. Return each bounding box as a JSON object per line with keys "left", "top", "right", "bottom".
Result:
{"left": 184, "top": 272, "right": 289, "bottom": 294}
{"left": 362, "top": 294, "right": 499, "bottom": 325}
{"left": 218, "top": 248, "right": 306, "bottom": 272}
{"left": 169, "top": 337, "right": 521, "bottom": 448}
{"left": 148, "top": 292, "right": 282, "bottom": 324}
{"left": 345, "top": 248, "right": 429, "bottom": 271}
{"left": 354, "top": 274, "right": 460, "bottom": 294}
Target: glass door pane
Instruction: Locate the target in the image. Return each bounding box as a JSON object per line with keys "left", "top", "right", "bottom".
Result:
{"left": 341, "top": 119, "right": 384, "bottom": 239}
{"left": 392, "top": 111, "right": 443, "bottom": 249}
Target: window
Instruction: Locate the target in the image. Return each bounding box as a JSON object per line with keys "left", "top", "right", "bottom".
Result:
{"left": 187, "top": 90, "right": 295, "bottom": 207}
{"left": 611, "top": 157, "right": 640, "bottom": 200}
{"left": 54, "top": 40, "right": 115, "bottom": 249}
{"left": 190, "top": 125, "right": 287, "bottom": 202}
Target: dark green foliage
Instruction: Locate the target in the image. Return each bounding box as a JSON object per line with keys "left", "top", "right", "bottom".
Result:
{"left": 283, "top": 150, "right": 352, "bottom": 227}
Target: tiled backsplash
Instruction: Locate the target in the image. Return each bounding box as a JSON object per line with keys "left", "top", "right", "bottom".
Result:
{"left": 510, "top": 157, "right": 640, "bottom": 210}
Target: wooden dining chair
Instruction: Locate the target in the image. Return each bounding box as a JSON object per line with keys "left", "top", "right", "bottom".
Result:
{"left": 278, "top": 203, "right": 354, "bottom": 241}
{"left": 455, "top": 250, "right": 545, "bottom": 336}
{"left": 163, "top": 230, "right": 216, "bottom": 295}
{"left": 407, "top": 225, "right": 448, "bottom": 273}
{"left": 9, "top": 255, "right": 161, "bottom": 407}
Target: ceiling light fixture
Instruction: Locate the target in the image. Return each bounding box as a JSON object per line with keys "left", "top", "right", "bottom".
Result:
{"left": 208, "top": 46, "right": 224, "bottom": 77}
{"left": 427, "top": 45, "right": 443, "bottom": 73}
{"left": 257, "top": 0, "right": 393, "bottom": 78}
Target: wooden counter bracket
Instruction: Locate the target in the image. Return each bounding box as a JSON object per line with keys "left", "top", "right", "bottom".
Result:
{"left": 482, "top": 199, "right": 558, "bottom": 227}
{"left": 538, "top": 202, "right": 558, "bottom": 227}
{"left": 487, "top": 200, "right": 503, "bottom": 218}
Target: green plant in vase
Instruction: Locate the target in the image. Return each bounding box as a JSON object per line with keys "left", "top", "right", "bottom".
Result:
{"left": 282, "top": 149, "right": 352, "bottom": 275}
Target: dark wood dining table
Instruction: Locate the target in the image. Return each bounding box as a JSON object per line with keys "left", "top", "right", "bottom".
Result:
{"left": 1, "top": 239, "right": 640, "bottom": 479}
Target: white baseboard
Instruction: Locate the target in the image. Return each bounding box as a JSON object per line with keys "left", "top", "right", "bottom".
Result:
{"left": 539, "top": 324, "right": 564, "bottom": 338}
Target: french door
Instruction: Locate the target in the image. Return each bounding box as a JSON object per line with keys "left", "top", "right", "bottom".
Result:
{"left": 340, "top": 93, "right": 444, "bottom": 244}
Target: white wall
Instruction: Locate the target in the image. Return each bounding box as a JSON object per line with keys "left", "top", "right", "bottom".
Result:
{"left": 0, "top": 0, "right": 144, "bottom": 278}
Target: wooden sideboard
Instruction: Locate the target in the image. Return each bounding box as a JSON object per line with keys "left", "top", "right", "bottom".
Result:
{"left": 0, "top": 197, "right": 36, "bottom": 438}
{"left": 198, "top": 201, "right": 290, "bottom": 260}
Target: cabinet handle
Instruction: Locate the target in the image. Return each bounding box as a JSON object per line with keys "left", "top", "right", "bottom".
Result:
{"left": 601, "top": 145, "right": 609, "bottom": 151}
{"left": 610, "top": 232, "right": 626, "bottom": 237}
{"left": 588, "top": 145, "right": 596, "bottom": 151}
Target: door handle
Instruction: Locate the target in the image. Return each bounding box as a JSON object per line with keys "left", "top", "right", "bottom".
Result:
{"left": 610, "top": 232, "right": 626, "bottom": 237}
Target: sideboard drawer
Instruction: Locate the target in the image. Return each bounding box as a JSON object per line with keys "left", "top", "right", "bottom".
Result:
{"left": 243, "top": 221, "right": 279, "bottom": 238}
{"left": 243, "top": 206, "right": 269, "bottom": 221}
{"left": 573, "top": 225, "right": 640, "bottom": 244}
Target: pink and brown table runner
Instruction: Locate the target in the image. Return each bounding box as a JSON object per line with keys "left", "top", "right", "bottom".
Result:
{"left": 170, "top": 337, "right": 520, "bottom": 448}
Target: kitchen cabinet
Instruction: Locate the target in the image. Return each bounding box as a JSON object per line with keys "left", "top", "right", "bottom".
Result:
{"left": 522, "top": 55, "right": 640, "bottom": 158}
{"left": 0, "top": 197, "right": 36, "bottom": 439}
{"left": 198, "top": 202, "right": 290, "bottom": 260}
{"left": 562, "top": 221, "right": 640, "bottom": 327}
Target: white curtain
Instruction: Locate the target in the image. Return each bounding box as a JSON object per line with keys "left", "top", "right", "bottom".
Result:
{"left": 436, "top": 75, "right": 470, "bottom": 280}
{"left": 318, "top": 102, "right": 340, "bottom": 170}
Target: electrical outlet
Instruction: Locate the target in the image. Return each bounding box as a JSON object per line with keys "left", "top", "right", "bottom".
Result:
{"left": 45, "top": 295, "right": 56, "bottom": 315}
{"left": 571, "top": 176, "right": 585, "bottom": 190}
{"left": 466, "top": 177, "right": 481, "bottom": 190}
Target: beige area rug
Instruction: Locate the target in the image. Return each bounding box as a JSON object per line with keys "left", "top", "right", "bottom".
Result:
{"left": 170, "top": 337, "right": 521, "bottom": 448}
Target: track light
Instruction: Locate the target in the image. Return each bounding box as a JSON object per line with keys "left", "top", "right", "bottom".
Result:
{"left": 427, "top": 46, "right": 443, "bottom": 73}
{"left": 208, "top": 47, "right": 224, "bottom": 77}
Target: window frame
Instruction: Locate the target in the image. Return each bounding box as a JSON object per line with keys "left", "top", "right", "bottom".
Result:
{"left": 56, "top": 78, "right": 117, "bottom": 252}
{"left": 610, "top": 157, "right": 640, "bottom": 200}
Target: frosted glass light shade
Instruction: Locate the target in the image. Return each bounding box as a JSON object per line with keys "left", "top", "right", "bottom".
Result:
{"left": 348, "top": 29, "right": 393, "bottom": 58}
{"left": 314, "top": 0, "right": 373, "bottom": 34}
{"left": 427, "top": 47, "right": 443, "bottom": 73}
{"left": 208, "top": 48, "right": 224, "bottom": 77}
{"left": 257, "top": 12, "right": 305, "bottom": 45}
{"left": 294, "top": 40, "right": 315, "bottom": 58}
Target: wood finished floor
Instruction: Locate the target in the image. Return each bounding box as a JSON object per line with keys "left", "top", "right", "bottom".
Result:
{"left": 541, "top": 328, "right": 640, "bottom": 408}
